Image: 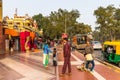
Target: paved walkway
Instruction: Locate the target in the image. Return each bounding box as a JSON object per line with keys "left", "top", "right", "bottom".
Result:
{"left": 57, "top": 48, "right": 120, "bottom": 80}
{"left": 0, "top": 50, "right": 56, "bottom": 80}
{"left": 0, "top": 47, "right": 120, "bottom": 80}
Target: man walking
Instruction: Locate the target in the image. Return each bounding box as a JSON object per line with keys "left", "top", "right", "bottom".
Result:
{"left": 60, "top": 38, "right": 71, "bottom": 76}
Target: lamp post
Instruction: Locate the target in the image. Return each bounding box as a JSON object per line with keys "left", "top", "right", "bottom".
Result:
{"left": 65, "top": 18, "right": 67, "bottom": 33}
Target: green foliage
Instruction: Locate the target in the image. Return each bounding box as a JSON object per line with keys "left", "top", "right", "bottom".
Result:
{"left": 32, "top": 9, "right": 92, "bottom": 39}
{"left": 94, "top": 5, "right": 120, "bottom": 42}
{"left": 32, "top": 13, "right": 43, "bottom": 30}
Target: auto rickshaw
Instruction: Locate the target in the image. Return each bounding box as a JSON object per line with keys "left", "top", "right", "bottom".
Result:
{"left": 102, "top": 41, "right": 120, "bottom": 67}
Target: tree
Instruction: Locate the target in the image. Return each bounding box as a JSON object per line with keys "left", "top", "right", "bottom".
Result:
{"left": 32, "top": 9, "right": 92, "bottom": 39}
{"left": 94, "top": 5, "right": 116, "bottom": 41}
{"left": 49, "top": 8, "right": 80, "bottom": 39}
{"left": 114, "top": 8, "right": 120, "bottom": 39}
{"left": 32, "top": 13, "right": 43, "bottom": 30}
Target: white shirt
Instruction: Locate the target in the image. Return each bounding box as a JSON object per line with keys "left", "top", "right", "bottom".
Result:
{"left": 85, "top": 54, "right": 93, "bottom": 61}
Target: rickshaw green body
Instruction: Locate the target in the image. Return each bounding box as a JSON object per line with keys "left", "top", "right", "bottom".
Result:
{"left": 102, "top": 41, "right": 120, "bottom": 64}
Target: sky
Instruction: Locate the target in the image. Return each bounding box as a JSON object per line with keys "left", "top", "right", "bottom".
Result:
{"left": 3, "top": 0, "right": 120, "bottom": 30}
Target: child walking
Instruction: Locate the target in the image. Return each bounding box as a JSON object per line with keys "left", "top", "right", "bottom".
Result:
{"left": 53, "top": 48, "right": 57, "bottom": 66}
{"left": 43, "top": 41, "right": 52, "bottom": 68}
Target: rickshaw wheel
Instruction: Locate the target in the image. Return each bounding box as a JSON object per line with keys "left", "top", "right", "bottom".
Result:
{"left": 118, "top": 62, "right": 120, "bottom": 67}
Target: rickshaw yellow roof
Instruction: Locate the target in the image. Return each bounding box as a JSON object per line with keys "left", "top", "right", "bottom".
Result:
{"left": 104, "top": 41, "right": 120, "bottom": 46}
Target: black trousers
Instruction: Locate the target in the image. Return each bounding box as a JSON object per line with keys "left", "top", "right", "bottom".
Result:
{"left": 53, "top": 60, "right": 57, "bottom": 66}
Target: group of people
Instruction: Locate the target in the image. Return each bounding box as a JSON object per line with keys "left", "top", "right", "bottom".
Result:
{"left": 60, "top": 38, "right": 95, "bottom": 77}
{"left": 42, "top": 40, "right": 57, "bottom": 68}
{"left": 42, "top": 38, "right": 95, "bottom": 77}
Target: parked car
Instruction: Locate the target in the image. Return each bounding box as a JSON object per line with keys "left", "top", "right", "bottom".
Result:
{"left": 91, "top": 41, "right": 102, "bottom": 50}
